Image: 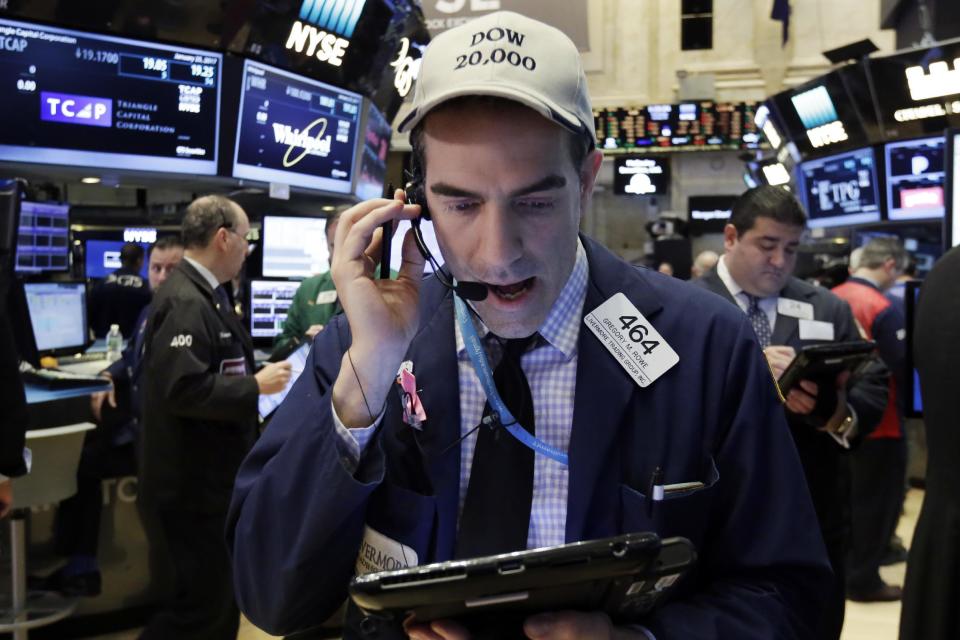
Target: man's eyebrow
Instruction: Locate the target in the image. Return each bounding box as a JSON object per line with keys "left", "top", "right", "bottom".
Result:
{"left": 429, "top": 175, "right": 567, "bottom": 199}
{"left": 758, "top": 235, "right": 800, "bottom": 245}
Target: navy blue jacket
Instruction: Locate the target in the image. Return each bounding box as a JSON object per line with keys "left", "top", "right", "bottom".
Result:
{"left": 227, "top": 236, "right": 831, "bottom": 639}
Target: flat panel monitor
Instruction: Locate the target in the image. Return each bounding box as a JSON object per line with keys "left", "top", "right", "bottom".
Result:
{"left": 947, "top": 129, "right": 960, "bottom": 249}
{"left": 613, "top": 156, "right": 671, "bottom": 196}
{"left": 772, "top": 70, "right": 869, "bottom": 157}
{"left": 389, "top": 220, "right": 442, "bottom": 274}
{"left": 688, "top": 195, "right": 737, "bottom": 234}
{"left": 866, "top": 37, "right": 960, "bottom": 141}
{"left": 0, "top": 17, "right": 221, "bottom": 174}
{"left": 233, "top": 59, "right": 362, "bottom": 193}
{"left": 262, "top": 215, "right": 329, "bottom": 278}
{"left": 23, "top": 281, "right": 88, "bottom": 354}
{"left": 15, "top": 201, "right": 70, "bottom": 274}
{"left": 904, "top": 280, "right": 923, "bottom": 417}
{"left": 885, "top": 136, "right": 946, "bottom": 221}
{"left": 354, "top": 101, "right": 391, "bottom": 201}
{"left": 85, "top": 239, "right": 149, "bottom": 279}
{"left": 249, "top": 279, "right": 301, "bottom": 340}
{"left": 796, "top": 147, "right": 882, "bottom": 228}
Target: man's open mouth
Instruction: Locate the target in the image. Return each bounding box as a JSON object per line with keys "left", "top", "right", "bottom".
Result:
{"left": 488, "top": 277, "right": 535, "bottom": 301}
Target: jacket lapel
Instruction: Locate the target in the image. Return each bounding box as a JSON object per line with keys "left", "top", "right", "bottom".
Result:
{"left": 400, "top": 281, "right": 462, "bottom": 560}
{"left": 698, "top": 268, "right": 738, "bottom": 306}
{"left": 566, "top": 238, "right": 665, "bottom": 542}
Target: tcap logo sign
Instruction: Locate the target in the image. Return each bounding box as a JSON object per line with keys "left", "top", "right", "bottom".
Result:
{"left": 41, "top": 91, "right": 112, "bottom": 127}
{"left": 285, "top": 0, "right": 367, "bottom": 67}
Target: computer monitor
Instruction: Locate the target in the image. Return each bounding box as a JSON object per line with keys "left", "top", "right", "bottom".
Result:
{"left": 946, "top": 129, "right": 960, "bottom": 250}
{"left": 262, "top": 215, "right": 329, "bottom": 278}
{"left": 354, "top": 100, "right": 391, "bottom": 201}
{"left": 84, "top": 239, "right": 150, "bottom": 279}
{"left": 0, "top": 17, "right": 222, "bottom": 175}
{"left": 15, "top": 201, "right": 70, "bottom": 274}
{"left": 232, "top": 59, "right": 362, "bottom": 194}
{"left": 796, "top": 147, "right": 882, "bottom": 228}
{"left": 904, "top": 280, "right": 923, "bottom": 418}
{"left": 23, "top": 281, "right": 89, "bottom": 355}
{"left": 249, "top": 279, "right": 301, "bottom": 341}
{"left": 884, "top": 136, "right": 946, "bottom": 222}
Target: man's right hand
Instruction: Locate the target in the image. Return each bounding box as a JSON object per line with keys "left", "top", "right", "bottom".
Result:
{"left": 305, "top": 324, "right": 325, "bottom": 340}
{"left": 331, "top": 190, "right": 426, "bottom": 428}
{"left": 762, "top": 345, "right": 796, "bottom": 379}
{"left": 256, "top": 361, "right": 293, "bottom": 395}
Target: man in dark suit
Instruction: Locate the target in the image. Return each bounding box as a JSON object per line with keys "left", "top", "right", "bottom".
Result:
{"left": 0, "top": 273, "right": 29, "bottom": 517}
{"left": 139, "top": 195, "right": 291, "bottom": 640}
{"left": 900, "top": 245, "right": 960, "bottom": 640}
{"left": 694, "top": 185, "right": 888, "bottom": 639}
{"left": 228, "top": 12, "right": 832, "bottom": 640}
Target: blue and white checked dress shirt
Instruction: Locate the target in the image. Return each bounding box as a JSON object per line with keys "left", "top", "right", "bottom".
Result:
{"left": 337, "top": 239, "right": 588, "bottom": 550}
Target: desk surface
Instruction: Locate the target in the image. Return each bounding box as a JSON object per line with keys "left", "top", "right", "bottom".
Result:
{"left": 25, "top": 381, "right": 112, "bottom": 404}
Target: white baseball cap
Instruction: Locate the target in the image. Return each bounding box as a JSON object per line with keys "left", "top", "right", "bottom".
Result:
{"left": 397, "top": 10, "right": 595, "bottom": 144}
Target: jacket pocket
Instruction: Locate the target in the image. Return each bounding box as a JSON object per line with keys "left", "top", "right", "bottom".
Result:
{"left": 619, "top": 457, "right": 719, "bottom": 547}
{"left": 363, "top": 482, "right": 437, "bottom": 570}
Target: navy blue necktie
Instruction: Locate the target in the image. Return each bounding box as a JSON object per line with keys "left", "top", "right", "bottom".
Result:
{"left": 746, "top": 294, "right": 772, "bottom": 348}
{"left": 455, "top": 335, "right": 538, "bottom": 559}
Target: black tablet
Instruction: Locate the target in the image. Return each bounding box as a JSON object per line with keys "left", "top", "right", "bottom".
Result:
{"left": 348, "top": 533, "right": 695, "bottom": 627}
{"left": 777, "top": 340, "right": 876, "bottom": 392}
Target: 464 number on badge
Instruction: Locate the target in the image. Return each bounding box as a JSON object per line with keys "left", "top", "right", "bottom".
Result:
{"left": 618, "top": 315, "right": 659, "bottom": 355}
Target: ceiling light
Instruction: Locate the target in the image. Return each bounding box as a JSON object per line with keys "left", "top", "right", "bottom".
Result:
{"left": 80, "top": 176, "right": 101, "bottom": 184}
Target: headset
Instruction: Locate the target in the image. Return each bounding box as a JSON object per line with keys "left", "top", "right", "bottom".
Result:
{"left": 404, "top": 166, "right": 488, "bottom": 301}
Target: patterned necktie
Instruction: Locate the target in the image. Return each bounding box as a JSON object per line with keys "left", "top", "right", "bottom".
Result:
{"left": 746, "top": 294, "right": 772, "bottom": 348}
{"left": 455, "top": 334, "right": 538, "bottom": 559}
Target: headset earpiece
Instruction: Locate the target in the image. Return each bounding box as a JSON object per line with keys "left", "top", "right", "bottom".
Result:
{"left": 405, "top": 177, "right": 430, "bottom": 221}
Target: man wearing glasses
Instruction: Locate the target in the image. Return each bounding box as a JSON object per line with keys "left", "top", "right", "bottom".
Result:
{"left": 139, "top": 194, "right": 291, "bottom": 640}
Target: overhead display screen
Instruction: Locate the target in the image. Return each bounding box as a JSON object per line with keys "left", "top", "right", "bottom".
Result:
{"left": 688, "top": 195, "right": 738, "bottom": 234}
{"left": 15, "top": 201, "right": 69, "bottom": 274}
{"left": 249, "top": 279, "right": 300, "bottom": 339}
{"left": 233, "top": 59, "right": 362, "bottom": 193}
{"left": 772, "top": 70, "right": 870, "bottom": 158}
{"left": 85, "top": 239, "right": 150, "bottom": 279}
{"left": 594, "top": 101, "right": 760, "bottom": 151}
{"left": 797, "top": 147, "right": 881, "bottom": 228}
{"left": 613, "top": 156, "right": 671, "bottom": 196}
{"left": 885, "top": 136, "right": 946, "bottom": 221}
{"left": 354, "top": 101, "right": 391, "bottom": 201}
{"left": 951, "top": 131, "right": 960, "bottom": 248}
{"left": 867, "top": 38, "right": 960, "bottom": 141}
{"left": 0, "top": 18, "right": 221, "bottom": 174}
{"left": 262, "top": 215, "right": 329, "bottom": 278}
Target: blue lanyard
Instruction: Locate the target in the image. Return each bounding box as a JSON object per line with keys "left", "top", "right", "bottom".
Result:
{"left": 454, "top": 294, "right": 569, "bottom": 466}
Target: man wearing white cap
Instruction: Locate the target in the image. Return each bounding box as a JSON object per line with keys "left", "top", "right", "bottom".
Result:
{"left": 228, "top": 12, "right": 830, "bottom": 639}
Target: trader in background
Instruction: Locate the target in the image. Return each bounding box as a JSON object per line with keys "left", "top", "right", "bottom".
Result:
{"left": 693, "top": 185, "right": 889, "bottom": 639}
{"left": 832, "top": 237, "right": 908, "bottom": 602}
{"left": 27, "top": 236, "right": 186, "bottom": 598}
{"left": 272, "top": 210, "right": 341, "bottom": 356}
{"left": 139, "top": 195, "right": 291, "bottom": 640}
{"left": 89, "top": 241, "right": 151, "bottom": 338}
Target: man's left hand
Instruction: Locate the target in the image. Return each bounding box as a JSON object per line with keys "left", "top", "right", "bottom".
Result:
{"left": 406, "top": 611, "right": 645, "bottom": 640}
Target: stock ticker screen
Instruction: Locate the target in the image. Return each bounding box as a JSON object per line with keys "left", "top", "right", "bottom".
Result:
{"left": 15, "top": 201, "right": 70, "bottom": 274}
{"left": 233, "top": 60, "right": 361, "bottom": 194}
{"left": 797, "top": 147, "right": 882, "bottom": 228}
{"left": 0, "top": 18, "right": 221, "bottom": 174}
{"left": 594, "top": 101, "right": 761, "bottom": 150}
{"left": 249, "top": 280, "right": 300, "bottom": 340}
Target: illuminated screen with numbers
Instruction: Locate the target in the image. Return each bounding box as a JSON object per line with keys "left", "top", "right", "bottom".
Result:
{"left": 233, "top": 59, "right": 361, "bottom": 194}
{"left": 0, "top": 17, "right": 221, "bottom": 174}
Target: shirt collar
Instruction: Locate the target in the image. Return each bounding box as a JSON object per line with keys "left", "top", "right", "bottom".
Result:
{"left": 184, "top": 256, "right": 221, "bottom": 291}
{"left": 850, "top": 274, "right": 882, "bottom": 290}
{"left": 456, "top": 238, "right": 588, "bottom": 361}
{"left": 717, "top": 254, "right": 777, "bottom": 303}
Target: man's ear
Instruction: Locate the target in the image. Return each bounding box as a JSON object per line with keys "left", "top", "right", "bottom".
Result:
{"left": 723, "top": 223, "right": 739, "bottom": 251}
{"left": 578, "top": 149, "right": 604, "bottom": 213}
